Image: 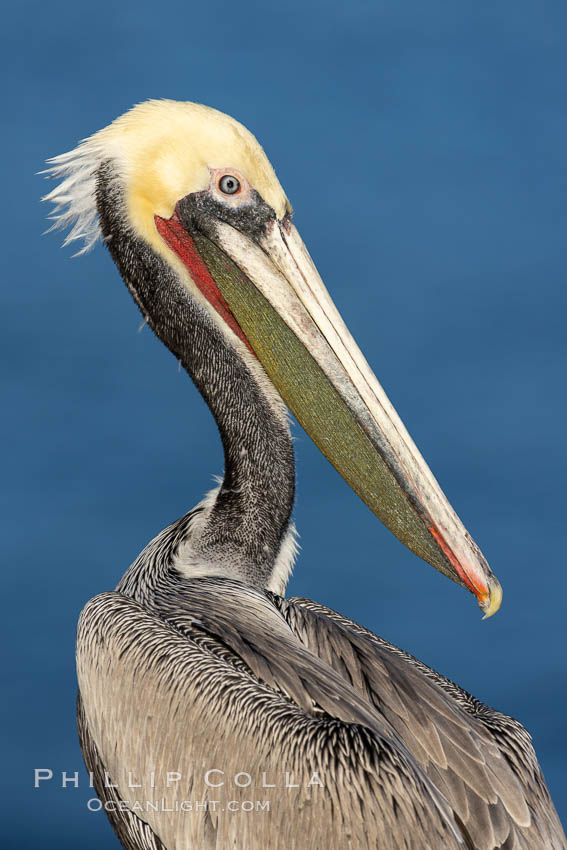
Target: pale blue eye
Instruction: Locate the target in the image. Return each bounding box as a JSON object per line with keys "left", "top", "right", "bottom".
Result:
{"left": 219, "top": 175, "right": 240, "bottom": 195}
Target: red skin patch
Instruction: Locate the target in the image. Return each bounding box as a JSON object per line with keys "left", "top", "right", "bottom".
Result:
{"left": 154, "top": 213, "right": 255, "bottom": 356}
{"left": 428, "top": 524, "right": 488, "bottom": 601}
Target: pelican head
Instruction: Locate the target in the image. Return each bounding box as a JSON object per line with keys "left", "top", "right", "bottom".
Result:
{"left": 43, "top": 99, "right": 501, "bottom": 616}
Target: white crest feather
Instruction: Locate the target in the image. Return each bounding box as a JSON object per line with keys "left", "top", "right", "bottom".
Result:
{"left": 41, "top": 138, "right": 106, "bottom": 256}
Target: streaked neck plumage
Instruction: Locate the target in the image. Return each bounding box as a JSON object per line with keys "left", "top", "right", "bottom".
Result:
{"left": 96, "top": 165, "right": 296, "bottom": 596}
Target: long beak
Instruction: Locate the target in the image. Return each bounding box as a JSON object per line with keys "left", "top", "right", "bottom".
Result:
{"left": 162, "top": 210, "right": 502, "bottom": 617}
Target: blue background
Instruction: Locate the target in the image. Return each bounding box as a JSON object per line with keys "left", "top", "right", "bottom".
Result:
{"left": 3, "top": 1, "right": 566, "bottom": 846}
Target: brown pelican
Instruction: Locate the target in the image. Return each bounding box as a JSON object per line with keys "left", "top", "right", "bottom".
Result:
{"left": 44, "top": 100, "right": 565, "bottom": 850}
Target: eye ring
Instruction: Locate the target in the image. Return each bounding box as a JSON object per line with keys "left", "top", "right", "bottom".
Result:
{"left": 218, "top": 174, "right": 241, "bottom": 195}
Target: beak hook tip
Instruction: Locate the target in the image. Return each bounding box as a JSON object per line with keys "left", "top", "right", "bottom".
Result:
{"left": 480, "top": 575, "right": 503, "bottom": 619}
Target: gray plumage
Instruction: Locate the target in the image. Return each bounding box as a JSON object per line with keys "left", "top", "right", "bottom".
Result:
{"left": 77, "top": 518, "right": 565, "bottom": 849}
{"left": 78, "top": 583, "right": 459, "bottom": 850}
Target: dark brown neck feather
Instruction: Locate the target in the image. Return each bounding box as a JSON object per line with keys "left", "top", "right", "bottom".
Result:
{"left": 96, "top": 164, "right": 295, "bottom": 588}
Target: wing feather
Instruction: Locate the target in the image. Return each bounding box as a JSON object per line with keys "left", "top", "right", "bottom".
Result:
{"left": 278, "top": 596, "right": 566, "bottom": 850}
